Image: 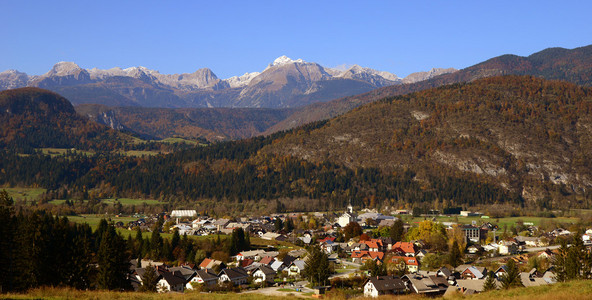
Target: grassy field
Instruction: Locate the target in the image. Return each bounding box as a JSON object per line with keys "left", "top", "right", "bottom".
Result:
{"left": 40, "top": 148, "right": 94, "bottom": 156}
{"left": 48, "top": 198, "right": 161, "bottom": 206}
{"left": 2, "top": 187, "right": 46, "bottom": 201}
{"left": 400, "top": 215, "right": 580, "bottom": 228}
{"left": 4, "top": 280, "right": 592, "bottom": 299}
{"left": 102, "top": 198, "right": 162, "bottom": 206}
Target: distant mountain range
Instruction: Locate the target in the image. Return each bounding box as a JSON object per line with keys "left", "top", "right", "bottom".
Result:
{"left": 0, "top": 56, "right": 455, "bottom": 109}
{"left": 267, "top": 44, "right": 592, "bottom": 133}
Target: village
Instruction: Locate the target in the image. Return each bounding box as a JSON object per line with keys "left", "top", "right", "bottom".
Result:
{"left": 122, "top": 204, "right": 592, "bottom": 297}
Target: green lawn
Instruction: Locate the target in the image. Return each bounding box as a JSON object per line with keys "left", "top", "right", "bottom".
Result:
{"left": 2, "top": 187, "right": 47, "bottom": 201}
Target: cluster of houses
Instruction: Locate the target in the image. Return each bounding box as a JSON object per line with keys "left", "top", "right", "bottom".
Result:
{"left": 362, "top": 263, "right": 557, "bottom": 297}
{"left": 122, "top": 208, "right": 592, "bottom": 296}
{"left": 129, "top": 248, "right": 308, "bottom": 293}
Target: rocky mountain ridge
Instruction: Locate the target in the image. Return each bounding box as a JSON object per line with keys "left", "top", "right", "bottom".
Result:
{"left": 0, "top": 56, "right": 455, "bottom": 108}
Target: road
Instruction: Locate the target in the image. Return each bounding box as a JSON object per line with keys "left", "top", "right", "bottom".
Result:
{"left": 329, "top": 259, "right": 361, "bottom": 279}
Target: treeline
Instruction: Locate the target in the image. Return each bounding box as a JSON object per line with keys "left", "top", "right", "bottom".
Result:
{"left": 0, "top": 145, "right": 521, "bottom": 213}
{"left": 0, "top": 190, "right": 128, "bottom": 291}
{"left": 0, "top": 190, "right": 245, "bottom": 292}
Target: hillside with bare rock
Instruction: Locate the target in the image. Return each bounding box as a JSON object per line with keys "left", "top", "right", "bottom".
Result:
{"left": 262, "top": 76, "right": 592, "bottom": 205}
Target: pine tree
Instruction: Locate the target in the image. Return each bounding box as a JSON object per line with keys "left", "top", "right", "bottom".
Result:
{"left": 304, "top": 246, "right": 330, "bottom": 286}
{"left": 96, "top": 226, "right": 131, "bottom": 290}
{"left": 139, "top": 264, "right": 159, "bottom": 292}
{"left": 389, "top": 219, "right": 405, "bottom": 241}
{"left": 135, "top": 227, "right": 144, "bottom": 257}
{"left": 171, "top": 229, "right": 180, "bottom": 251}
{"left": 150, "top": 229, "right": 163, "bottom": 259}
{"left": 483, "top": 271, "right": 497, "bottom": 291}
{"left": 0, "top": 190, "right": 15, "bottom": 291}
{"left": 554, "top": 239, "right": 569, "bottom": 282}
{"left": 500, "top": 259, "right": 521, "bottom": 289}
{"left": 448, "top": 240, "right": 462, "bottom": 268}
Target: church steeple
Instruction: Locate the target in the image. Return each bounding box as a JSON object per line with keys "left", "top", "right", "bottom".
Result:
{"left": 347, "top": 200, "right": 353, "bottom": 214}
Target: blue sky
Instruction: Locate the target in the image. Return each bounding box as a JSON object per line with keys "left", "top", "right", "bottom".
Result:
{"left": 1, "top": 1, "right": 590, "bottom": 78}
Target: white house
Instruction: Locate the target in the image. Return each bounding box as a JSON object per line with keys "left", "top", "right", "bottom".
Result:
{"left": 218, "top": 267, "right": 248, "bottom": 286}
{"left": 287, "top": 260, "right": 306, "bottom": 277}
{"left": 185, "top": 269, "right": 218, "bottom": 289}
{"left": 252, "top": 265, "right": 277, "bottom": 284}
{"left": 156, "top": 271, "right": 186, "bottom": 293}
{"left": 498, "top": 241, "right": 518, "bottom": 255}
{"left": 363, "top": 276, "right": 407, "bottom": 297}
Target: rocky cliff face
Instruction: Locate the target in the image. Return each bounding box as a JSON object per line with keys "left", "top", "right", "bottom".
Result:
{"left": 401, "top": 68, "right": 457, "bottom": 84}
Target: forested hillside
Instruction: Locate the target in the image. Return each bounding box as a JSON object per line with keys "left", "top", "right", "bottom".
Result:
{"left": 76, "top": 104, "right": 293, "bottom": 141}
{"left": 2, "top": 76, "right": 590, "bottom": 213}
{"left": 264, "top": 76, "right": 592, "bottom": 206}
{"left": 0, "top": 88, "right": 128, "bottom": 152}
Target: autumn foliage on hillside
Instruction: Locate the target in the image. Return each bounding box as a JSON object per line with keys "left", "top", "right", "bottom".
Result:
{"left": 0, "top": 88, "right": 127, "bottom": 151}
{"left": 266, "top": 76, "right": 592, "bottom": 207}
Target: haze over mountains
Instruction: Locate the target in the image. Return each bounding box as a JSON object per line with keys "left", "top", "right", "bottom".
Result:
{"left": 0, "top": 56, "right": 456, "bottom": 109}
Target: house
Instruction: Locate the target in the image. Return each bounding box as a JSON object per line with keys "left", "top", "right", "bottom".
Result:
{"left": 169, "top": 266, "right": 196, "bottom": 281}
{"left": 270, "top": 260, "right": 285, "bottom": 272}
{"left": 514, "top": 236, "right": 546, "bottom": 247}
{"left": 320, "top": 240, "right": 340, "bottom": 254}
{"left": 259, "top": 256, "right": 275, "bottom": 265}
{"left": 192, "top": 219, "right": 212, "bottom": 229}
{"left": 352, "top": 251, "right": 385, "bottom": 264}
{"left": 363, "top": 276, "right": 407, "bottom": 297}
{"left": 392, "top": 242, "right": 417, "bottom": 256}
{"left": 252, "top": 265, "right": 277, "bottom": 285}
{"left": 403, "top": 274, "right": 449, "bottom": 295}
{"left": 467, "top": 244, "right": 483, "bottom": 254}
{"left": 460, "top": 266, "right": 486, "bottom": 279}
{"left": 520, "top": 270, "right": 549, "bottom": 287}
{"left": 498, "top": 240, "right": 518, "bottom": 255}
{"left": 389, "top": 256, "right": 419, "bottom": 273}
{"left": 537, "top": 249, "right": 555, "bottom": 260}
{"left": 456, "top": 278, "right": 499, "bottom": 292}
{"left": 157, "top": 269, "right": 186, "bottom": 293}
{"left": 199, "top": 258, "right": 225, "bottom": 270}
{"left": 213, "top": 218, "right": 231, "bottom": 231}
{"left": 495, "top": 265, "right": 508, "bottom": 278}
{"left": 218, "top": 267, "right": 248, "bottom": 286}
{"left": 287, "top": 260, "right": 306, "bottom": 277}
{"left": 362, "top": 239, "right": 384, "bottom": 252}
{"left": 186, "top": 269, "right": 218, "bottom": 289}
{"left": 415, "top": 249, "right": 428, "bottom": 260}
{"left": 236, "top": 249, "right": 265, "bottom": 261}
{"left": 260, "top": 232, "right": 281, "bottom": 240}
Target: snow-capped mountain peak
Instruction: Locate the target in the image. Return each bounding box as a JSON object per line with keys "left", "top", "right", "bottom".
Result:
{"left": 271, "top": 55, "right": 305, "bottom": 67}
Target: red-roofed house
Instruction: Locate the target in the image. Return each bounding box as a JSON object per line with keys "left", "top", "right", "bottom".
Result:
{"left": 240, "top": 258, "right": 254, "bottom": 268}
{"left": 352, "top": 251, "right": 385, "bottom": 264}
{"left": 392, "top": 242, "right": 417, "bottom": 257}
{"left": 318, "top": 236, "right": 336, "bottom": 243}
{"left": 259, "top": 256, "right": 275, "bottom": 265}
{"left": 362, "top": 239, "right": 385, "bottom": 252}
